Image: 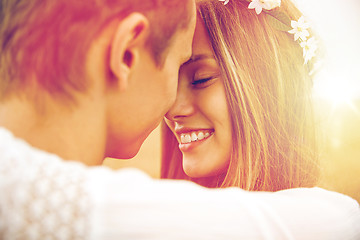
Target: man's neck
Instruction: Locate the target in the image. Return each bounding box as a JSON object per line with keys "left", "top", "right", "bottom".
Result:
{"left": 0, "top": 96, "right": 107, "bottom": 166}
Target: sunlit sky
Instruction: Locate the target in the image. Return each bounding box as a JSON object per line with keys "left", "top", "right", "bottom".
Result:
{"left": 294, "top": 0, "right": 360, "bottom": 105}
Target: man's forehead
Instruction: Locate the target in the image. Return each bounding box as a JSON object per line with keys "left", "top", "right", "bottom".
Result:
{"left": 182, "top": 6, "right": 197, "bottom": 61}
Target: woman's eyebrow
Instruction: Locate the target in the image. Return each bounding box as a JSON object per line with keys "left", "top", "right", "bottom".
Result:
{"left": 182, "top": 54, "right": 214, "bottom": 66}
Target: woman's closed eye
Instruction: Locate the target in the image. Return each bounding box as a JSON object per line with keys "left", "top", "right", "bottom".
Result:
{"left": 192, "top": 75, "right": 219, "bottom": 89}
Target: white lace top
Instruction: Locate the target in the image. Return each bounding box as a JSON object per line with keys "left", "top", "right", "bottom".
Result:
{"left": 0, "top": 127, "right": 359, "bottom": 240}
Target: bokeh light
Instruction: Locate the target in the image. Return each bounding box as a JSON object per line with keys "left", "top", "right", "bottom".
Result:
{"left": 295, "top": 0, "right": 360, "bottom": 202}
{"left": 313, "top": 72, "right": 360, "bottom": 113}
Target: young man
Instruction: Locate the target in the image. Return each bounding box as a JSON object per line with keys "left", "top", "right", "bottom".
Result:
{"left": 0, "top": 0, "right": 195, "bottom": 165}
{"left": 0, "top": 0, "right": 359, "bottom": 239}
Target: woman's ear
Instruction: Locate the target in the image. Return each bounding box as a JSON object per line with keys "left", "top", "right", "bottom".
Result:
{"left": 110, "top": 13, "right": 149, "bottom": 91}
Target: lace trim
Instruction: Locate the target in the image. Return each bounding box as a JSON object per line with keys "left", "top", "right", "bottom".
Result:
{"left": 0, "top": 129, "right": 90, "bottom": 240}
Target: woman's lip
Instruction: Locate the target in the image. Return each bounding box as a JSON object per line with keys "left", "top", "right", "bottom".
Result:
{"left": 178, "top": 134, "right": 213, "bottom": 152}
{"left": 175, "top": 127, "right": 213, "bottom": 135}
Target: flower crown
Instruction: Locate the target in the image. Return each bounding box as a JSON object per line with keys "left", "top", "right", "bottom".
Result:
{"left": 218, "top": 0, "right": 317, "bottom": 65}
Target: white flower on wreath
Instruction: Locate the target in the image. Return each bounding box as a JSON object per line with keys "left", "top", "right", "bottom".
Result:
{"left": 219, "top": 0, "right": 230, "bottom": 5}
{"left": 288, "top": 16, "right": 310, "bottom": 41}
{"left": 248, "top": 0, "right": 281, "bottom": 15}
{"left": 300, "top": 37, "right": 317, "bottom": 64}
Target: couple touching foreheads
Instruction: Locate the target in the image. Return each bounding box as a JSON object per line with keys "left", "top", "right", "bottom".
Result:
{"left": 0, "top": 0, "right": 359, "bottom": 239}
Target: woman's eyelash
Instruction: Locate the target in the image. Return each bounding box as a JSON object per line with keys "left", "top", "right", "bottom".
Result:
{"left": 192, "top": 77, "right": 213, "bottom": 85}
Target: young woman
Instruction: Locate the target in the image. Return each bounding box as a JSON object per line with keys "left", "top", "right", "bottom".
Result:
{"left": 162, "top": 0, "right": 320, "bottom": 190}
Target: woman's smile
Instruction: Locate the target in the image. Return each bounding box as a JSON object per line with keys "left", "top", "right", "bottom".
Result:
{"left": 177, "top": 129, "right": 214, "bottom": 152}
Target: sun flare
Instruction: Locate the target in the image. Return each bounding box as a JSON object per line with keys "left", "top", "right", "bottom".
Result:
{"left": 313, "top": 72, "right": 360, "bottom": 112}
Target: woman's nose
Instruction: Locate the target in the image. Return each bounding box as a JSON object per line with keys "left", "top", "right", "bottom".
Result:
{"left": 165, "top": 85, "right": 195, "bottom": 121}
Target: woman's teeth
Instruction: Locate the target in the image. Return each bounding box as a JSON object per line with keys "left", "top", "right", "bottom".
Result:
{"left": 180, "top": 131, "right": 212, "bottom": 144}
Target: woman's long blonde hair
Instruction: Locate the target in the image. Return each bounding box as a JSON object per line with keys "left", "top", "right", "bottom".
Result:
{"left": 161, "top": 0, "right": 320, "bottom": 191}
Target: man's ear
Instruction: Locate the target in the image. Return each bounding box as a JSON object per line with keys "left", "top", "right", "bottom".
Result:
{"left": 110, "top": 13, "right": 149, "bottom": 90}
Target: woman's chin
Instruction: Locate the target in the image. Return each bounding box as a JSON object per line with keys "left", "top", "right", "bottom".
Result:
{"left": 183, "top": 164, "right": 215, "bottom": 179}
{"left": 183, "top": 158, "right": 229, "bottom": 179}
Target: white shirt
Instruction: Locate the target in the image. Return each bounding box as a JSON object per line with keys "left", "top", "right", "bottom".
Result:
{"left": 0, "top": 127, "right": 359, "bottom": 240}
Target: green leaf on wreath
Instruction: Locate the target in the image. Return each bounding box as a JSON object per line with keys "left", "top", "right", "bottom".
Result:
{"left": 265, "top": 10, "right": 292, "bottom": 32}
